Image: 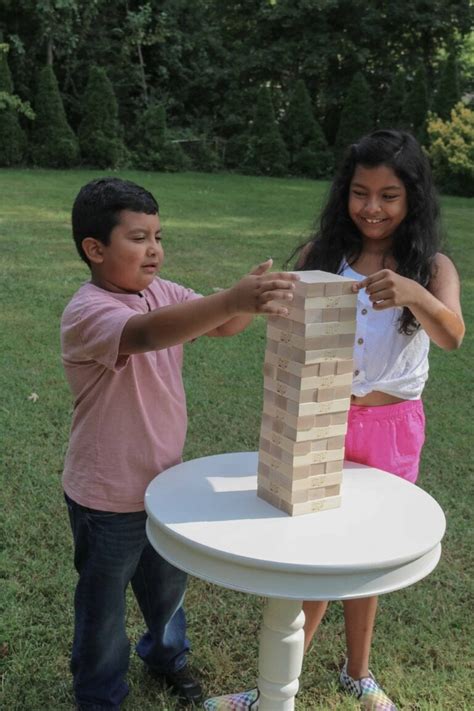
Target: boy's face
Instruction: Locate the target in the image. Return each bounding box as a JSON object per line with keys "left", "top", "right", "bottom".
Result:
{"left": 87, "top": 210, "right": 163, "bottom": 293}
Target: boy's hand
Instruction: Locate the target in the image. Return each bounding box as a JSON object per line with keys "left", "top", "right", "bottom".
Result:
{"left": 226, "top": 258, "right": 299, "bottom": 316}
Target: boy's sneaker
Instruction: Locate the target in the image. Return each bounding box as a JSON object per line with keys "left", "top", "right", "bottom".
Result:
{"left": 340, "top": 660, "right": 398, "bottom": 710}
{"left": 204, "top": 688, "right": 260, "bottom": 710}
{"left": 151, "top": 663, "right": 203, "bottom": 706}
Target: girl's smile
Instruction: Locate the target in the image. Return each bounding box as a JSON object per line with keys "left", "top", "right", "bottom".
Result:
{"left": 349, "top": 164, "right": 407, "bottom": 244}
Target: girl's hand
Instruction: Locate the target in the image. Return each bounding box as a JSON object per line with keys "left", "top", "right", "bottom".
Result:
{"left": 353, "top": 269, "right": 421, "bottom": 310}
{"left": 227, "top": 258, "right": 299, "bottom": 316}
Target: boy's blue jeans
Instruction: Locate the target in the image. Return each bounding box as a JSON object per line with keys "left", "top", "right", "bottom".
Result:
{"left": 65, "top": 494, "right": 190, "bottom": 710}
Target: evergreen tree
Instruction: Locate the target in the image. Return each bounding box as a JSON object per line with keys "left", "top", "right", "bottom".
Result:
{"left": 244, "top": 86, "right": 289, "bottom": 176}
{"left": 403, "top": 66, "right": 430, "bottom": 144}
{"left": 78, "top": 67, "right": 127, "bottom": 168}
{"left": 335, "top": 72, "right": 375, "bottom": 163}
{"left": 434, "top": 53, "right": 461, "bottom": 120}
{"left": 379, "top": 73, "right": 407, "bottom": 130}
{"left": 30, "top": 65, "right": 79, "bottom": 168}
{"left": 132, "top": 103, "right": 190, "bottom": 172}
{"left": 283, "top": 79, "right": 333, "bottom": 178}
{"left": 0, "top": 47, "right": 27, "bottom": 166}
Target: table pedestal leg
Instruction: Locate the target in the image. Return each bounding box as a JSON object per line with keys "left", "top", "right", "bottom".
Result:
{"left": 257, "top": 598, "right": 305, "bottom": 711}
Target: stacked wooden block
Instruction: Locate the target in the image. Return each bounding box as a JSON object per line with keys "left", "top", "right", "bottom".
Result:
{"left": 257, "top": 270, "right": 357, "bottom": 516}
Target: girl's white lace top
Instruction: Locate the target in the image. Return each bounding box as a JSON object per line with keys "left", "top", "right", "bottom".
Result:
{"left": 341, "top": 263, "right": 430, "bottom": 400}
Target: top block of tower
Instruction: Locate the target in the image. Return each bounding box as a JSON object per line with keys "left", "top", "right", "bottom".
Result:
{"left": 292, "top": 270, "right": 356, "bottom": 297}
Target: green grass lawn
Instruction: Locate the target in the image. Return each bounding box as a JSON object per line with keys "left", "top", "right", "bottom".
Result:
{"left": 1, "top": 169, "right": 472, "bottom": 710}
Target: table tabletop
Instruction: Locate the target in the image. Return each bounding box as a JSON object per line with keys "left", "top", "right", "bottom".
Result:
{"left": 145, "top": 451, "right": 445, "bottom": 600}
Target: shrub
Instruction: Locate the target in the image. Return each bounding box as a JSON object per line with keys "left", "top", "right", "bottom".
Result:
{"left": 403, "top": 66, "right": 430, "bottom": 144}
{"left": 30, "top": 65, "right": 79, "bottom": 168}
{"left": 283, "top": 79, "right": 333, "bottom": 179}
{"left": 434, "top": 53, "right": 461, "bottom": 121}
{"left": 379, "top": 73, "right": 407, "bottom": 130}
{"left": 78, "top": 67, "right": 127, "bottom": 169}
{"left": 244, "top": 86, "right": 289, "bottom": 177}
{"left": 335, "top": 72, "right": 375, "bottom": 164}
{"left": 0, "top": 46, "right": 27, "bottom": 166}
{"left": 427, "top": 102, "right": 474, "bottom": 197}
{"left": 131, "top": 104, "right": 191, "bottom": 172}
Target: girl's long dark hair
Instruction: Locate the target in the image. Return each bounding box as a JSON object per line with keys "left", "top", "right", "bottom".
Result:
{"left": 290, "top": 129, "right": 441, "bottom": 334}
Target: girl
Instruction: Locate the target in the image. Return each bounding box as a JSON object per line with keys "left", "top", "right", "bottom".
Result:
{"left": 205, "top": 129, "right": 464, "bottom": 711}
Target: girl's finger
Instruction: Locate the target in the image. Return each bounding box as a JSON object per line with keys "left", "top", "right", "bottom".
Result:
{"left": 368, "top": 288, "right": 393, "bottom": 302}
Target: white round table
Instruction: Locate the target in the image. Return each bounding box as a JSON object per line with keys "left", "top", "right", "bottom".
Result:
{"left": 145, "top": 452, "right": 445, "bottom": 711}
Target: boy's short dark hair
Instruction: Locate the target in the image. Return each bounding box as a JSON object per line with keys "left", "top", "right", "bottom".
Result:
{"left": 72, "top": 177, "right": 159, "bottom": 266}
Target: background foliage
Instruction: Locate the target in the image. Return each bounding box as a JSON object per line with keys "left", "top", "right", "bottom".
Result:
{"left": 0, "top": 0, "right": 472, "bottom": 190}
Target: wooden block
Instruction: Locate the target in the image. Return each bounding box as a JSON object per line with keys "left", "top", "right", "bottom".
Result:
{"left": 257, "top": 485, "right": 282, "bottom": 510}
{"left": 290, "top": 345, "right": 355, "bottom": 365}
{"left": 338, "top": 333, "right": 356, "bottom": 347}
{"left": 280, "top": 494, "right": 342, "bottom": 516}
{"left": 267, "top": 324, "right": 346, "bottom": 352}
{"left": 295, "top": 424, "right": 348, "bottom": 444}
{"left": 324, "top": 280, "right": 355, "bottom": 296}
{"left": 283, "top": 307, "right": 324, "bottom": 325}
{"left": 259, "top": 447, "right": 345, "bottom": 472}
{"left": 294, "top": 281, "right": 326, "bottom": 298}
{"left": 325, "top": 459, "right": 344, "bottom": 474}
{"left": 336, "top": 360, "right": 354, "bottom": 375}
{"left": 339, "top": 307, "right": 358, "bottom": 321}
{"left": 297, "top": 320, "right": 357, "bottom": 339}
{"left": 273, "top": 470, "right": 343, "bottom": 494}
{"left": 281, "top": 397, "right": 351, "bottom": 418}
{"left": 323, "top": 484, "right": 341, "bottom": 497}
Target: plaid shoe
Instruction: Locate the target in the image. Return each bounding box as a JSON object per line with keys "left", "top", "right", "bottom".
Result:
{"left": 203, "top": 688, "right": 259, "bottom": 711}
{"left": 340, "top": 660, "right": 398, "bottom": 710}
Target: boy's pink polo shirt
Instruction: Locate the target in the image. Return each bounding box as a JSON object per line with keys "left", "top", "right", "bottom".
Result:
{"left": 61, "top": 278, "right": 201, "bottom": 512}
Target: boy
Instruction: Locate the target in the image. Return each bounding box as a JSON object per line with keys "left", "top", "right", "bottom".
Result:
{"left": 61, "top": 177, "right": 297, "bottom": 710}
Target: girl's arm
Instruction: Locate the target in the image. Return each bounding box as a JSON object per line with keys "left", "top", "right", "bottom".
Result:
{"left": 355, "top": 253, "right": 465, "bottom": 350}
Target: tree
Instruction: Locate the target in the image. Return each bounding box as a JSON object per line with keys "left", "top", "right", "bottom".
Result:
{"left": 335, "top": 72, "right": 375, "bottom": 163}
{"left": 378, "top": 73, "right": 407, "bottom": 130}
{"left": 427, "top": 102, "right": 474, "bottom": 196}
{"left": 283, "top": 79, "right": 333, "bottom": 178}
{"left": 30, "top": 64, "right": 79, "bottom": 167}
{"left": 78, "top": 66, "right": 127, "bottom": 168}
{"left": 244, "top": 86, "right": 289, "bottom": 176}
{"left": 0, "top": 44, "right": 28, "bottom": 166}
{"left": 434, "top": 53, "right": 461, "bottom": 120}
{"left": 403, "top": 66, "right": 430, "bottom": 144}
{"left": 131, "top": 103, "right": 190, "bottom": 172}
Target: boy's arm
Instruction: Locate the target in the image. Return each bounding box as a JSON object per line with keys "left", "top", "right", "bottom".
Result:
{"left": 119, "top": 260, "right": 298, "bottom": 354}
{"left": 205, "top": 259, "right": 275, "bottom": 337}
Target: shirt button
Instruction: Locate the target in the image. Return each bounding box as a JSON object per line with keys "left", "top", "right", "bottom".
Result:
{"left": 354, "top": 369, "right": 360, "bottom": 376}
{"left": 361, "top": 308, "right": 368, "bottom": 315}
{"left": 357, "top": 337, "right": 364, "bottom": 345}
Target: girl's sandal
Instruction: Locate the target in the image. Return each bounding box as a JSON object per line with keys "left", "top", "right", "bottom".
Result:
{"left": 340, "top": 659, "right": 398, "bottom": 710}
{"left": 203, "top": 688, "right": 259, "bottom": 710}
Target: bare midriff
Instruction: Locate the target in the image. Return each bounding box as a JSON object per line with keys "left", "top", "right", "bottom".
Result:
{"left": 351, "top": 391, "right": 406, "bottom": 407}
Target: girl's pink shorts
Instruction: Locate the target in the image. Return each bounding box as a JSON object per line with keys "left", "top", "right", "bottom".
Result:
{"left": 344, "top": 399, "right": 425, "bottom": 484}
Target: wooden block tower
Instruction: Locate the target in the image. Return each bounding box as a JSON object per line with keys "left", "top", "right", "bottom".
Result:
{"left": 257, "top": 270, "right": 357, "bottom": 516}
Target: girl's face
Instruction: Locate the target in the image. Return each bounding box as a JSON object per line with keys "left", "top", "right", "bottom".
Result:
{"left": 348, "top": 164, "right": 407, "bottom": 244}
